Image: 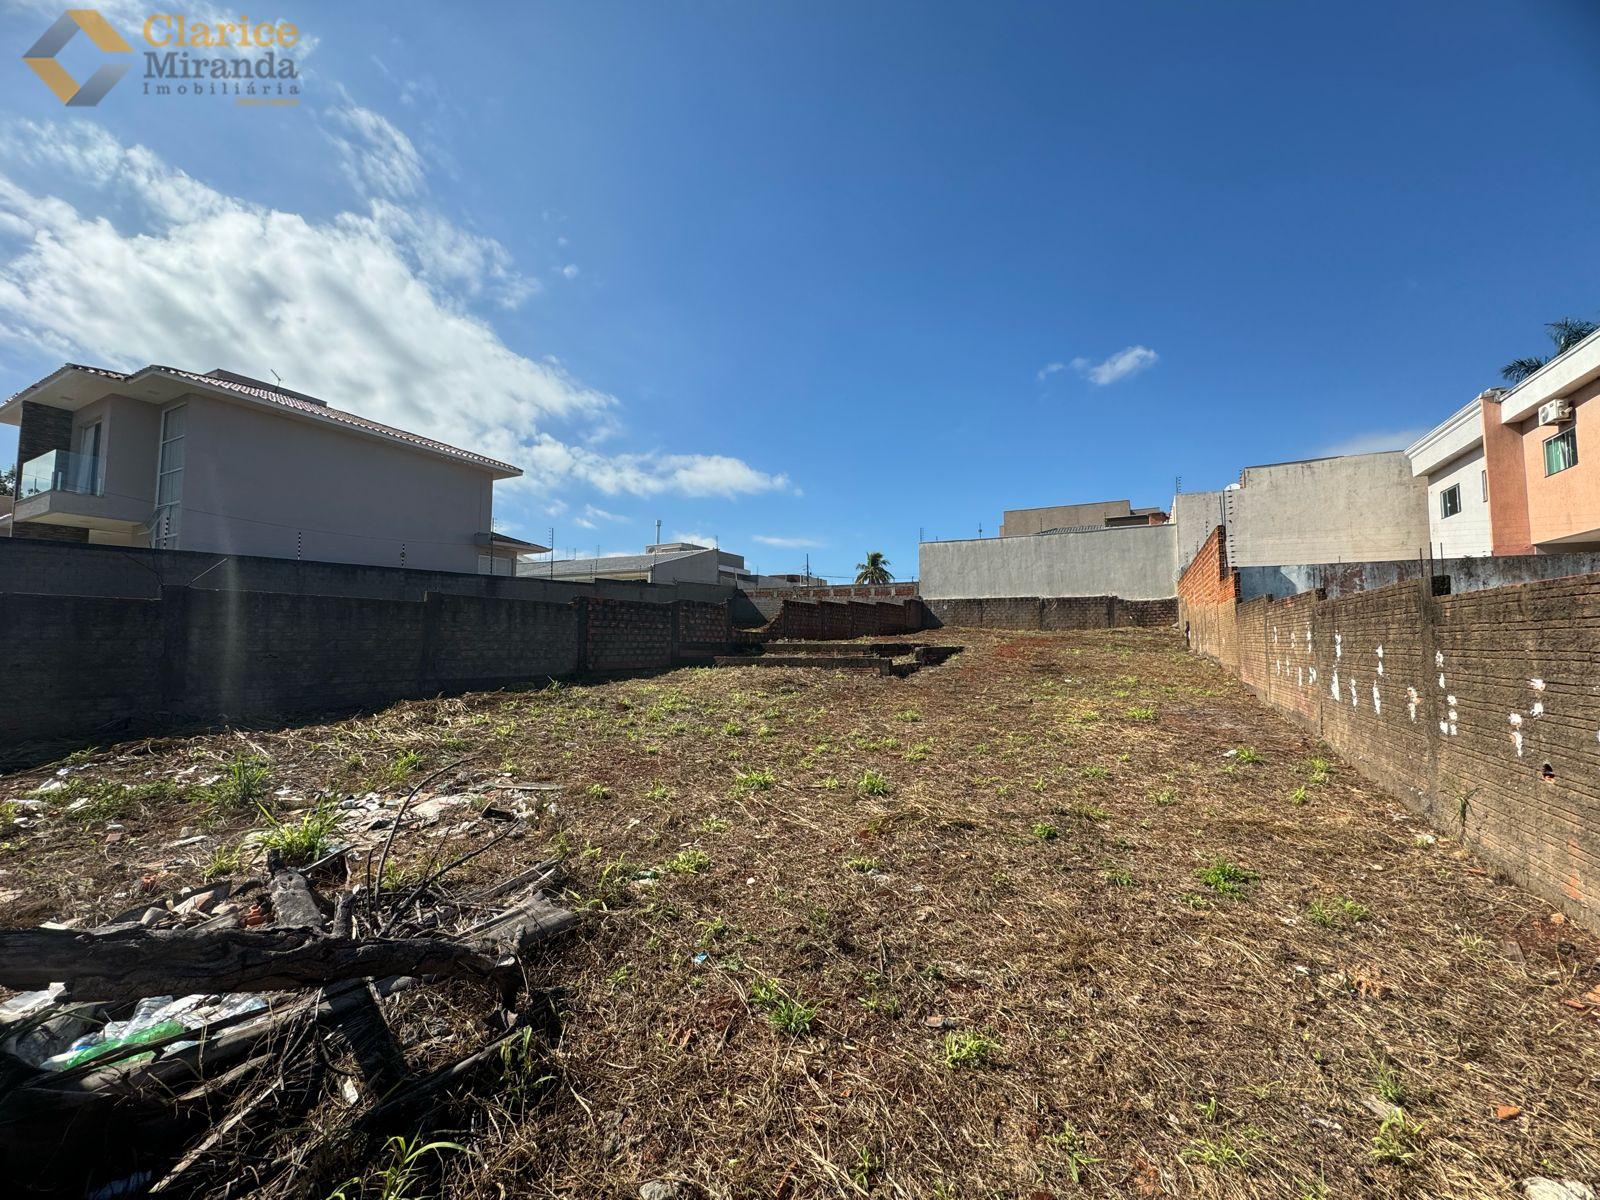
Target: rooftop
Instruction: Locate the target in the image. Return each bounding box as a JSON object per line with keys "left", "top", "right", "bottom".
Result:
{"left": 1, "top": 363, "right": 522, "bottom": 478}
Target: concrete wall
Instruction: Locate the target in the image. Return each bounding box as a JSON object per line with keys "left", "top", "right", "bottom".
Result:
{"left": 999, "top": 500, "right": 1130, "bottom": 537}
{"left": 1, "top": 586, "right": 738, "bottom": 757}
{"left": 1234, "top": 550, "right": 1600, "bottom": 603}
{"left": 1170, "top": 490, "right": 1227, "bottom": 580}
{"left": 1226, "top": 452, "right": 1431, "bottom": 568}
{"left": 181, "top": 393, "right": 499, "bottom": 572}
{"left": 0, "top": 537, "right": 734, "bottom": 606}
{"left": 919, "top": 524, "right": 1177, "bottom": 601}
{"left": 1425, "top": 445, "right": 1492, "bottom": 558}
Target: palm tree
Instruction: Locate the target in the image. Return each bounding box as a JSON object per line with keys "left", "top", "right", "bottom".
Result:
{"left": 1501, "top": 317, "right": 1598, "bottom": 384}
{"left": 855, "top": 551, "right": 893, "bottom": 585}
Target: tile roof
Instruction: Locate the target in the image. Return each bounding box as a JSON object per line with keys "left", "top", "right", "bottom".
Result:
{"left": 544, "top": 548, "right": 708, "bottom": 576}
{"left": 10, "top": 363, "right": 521, "bottom": 476}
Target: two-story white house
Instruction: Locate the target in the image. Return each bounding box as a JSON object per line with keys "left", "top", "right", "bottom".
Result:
{"left": 2, "top": 363, "right": 539, "bottom": 574}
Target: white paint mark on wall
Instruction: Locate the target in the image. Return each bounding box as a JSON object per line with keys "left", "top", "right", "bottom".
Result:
{"left": 1509, "top": 713, "right": 1523, "bottom": 727}
{"left": 1438, "top": 673, "right": 1446, "bottom": 689}
{"left": 1297, "top": 666, "right": 1304, "bottom": 687}
{"left": 1446, "top": 694, "right": 1457, "bottom": 707}
{"left": 1440, "top": 720, "right": 1450, "bottom": 734}
{"left": 1530, "top": 678, "right": 1546, "bottom": 691}
{"left": 1331, "top": 670, "right": 1341, "bottom": 701}
{"left": 1435, "top": 650, "right": 1444, "bottom": 668}
{"left": 1335, "top": 633, "right": 1343, "bottom": 660}
{"left": 1407, "top": 686, "right": 1418, "bottom": 721}
{"left": 1512, "top": 730, "right": 1524, "bottom": 756}
{"left": 1532, "top": 701, "right": 1545, "bottom": 718}
{"left": 1372, "top": 684, "right": 1381, "bottom": 714}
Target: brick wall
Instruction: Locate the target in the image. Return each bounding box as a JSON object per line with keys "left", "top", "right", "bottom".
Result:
{"left": 1191, "top": 567, "right": 1600, "bottom": 929}
{"left": 748, "top": 598, "right": 924, "bottom": 641}
{"left": 1176, "top": 525, "right": 1241, "bottom": 669}
{"left": 926, "top": 595, "right": 1176, "bottom": 631}
{"left": 1, "top": 586, "right": 737, "bottom": 759}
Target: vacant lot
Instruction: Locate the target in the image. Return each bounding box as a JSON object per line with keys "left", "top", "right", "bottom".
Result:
{"left": 4, "top": 628, "right": 1599, "bottom": 1199}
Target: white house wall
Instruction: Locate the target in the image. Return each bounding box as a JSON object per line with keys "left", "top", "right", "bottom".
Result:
{"left": 1425, "top": 445, "right": 1492, "bottom": 558}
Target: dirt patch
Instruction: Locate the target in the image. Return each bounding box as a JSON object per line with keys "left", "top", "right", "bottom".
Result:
{"left": 4, "top": 628, "right": 1599, "bottom": 1198}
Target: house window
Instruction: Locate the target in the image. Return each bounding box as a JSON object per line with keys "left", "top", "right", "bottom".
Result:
{"left": 153, "top": 404, "right": 185, "bottom": 549}
{"left": 1439, "top": 484, "right": 1461, "bottom": 519}
{"left": 1544, "top": 428, "right": 1578, "bottom": 476}
{"left": 1480, "top": 469, "right": 1488, "bottom": 502}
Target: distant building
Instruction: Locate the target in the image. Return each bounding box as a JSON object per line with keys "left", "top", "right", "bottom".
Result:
{"left": 999, "top": 499, "right": 1168, "bottom": 537}
{"left": 1, "top": 363, "right": 536, "bottom": 574}
{"left": 1219, "top": 452, "right": 1431, "bottom": 568}
{"left": 529, "top": 541, "right": 757, "bottom": 587}
{"left": 1407, "top": 328, "right": 1600, "bottom": 555}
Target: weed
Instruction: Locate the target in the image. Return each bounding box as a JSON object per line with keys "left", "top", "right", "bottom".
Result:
{"left": 734, "top": 768, "right": 776, "bottom": 792}
{"left": 327, "top": 1134, "right": 471, "bottom": 1200}
{"left": 1125, "top": 705, "right": 1158, "bottom": 721}
{"left": 1102, "top": 866, "right": 1134, "bottom": 887}
{"left": 202, "top": 841, "right": 251, "bottom": 880}
{"left": 586, "top": 783, "right": 612, "bottom": 799}
{"left": 846, "top": 855, "right": 880, "bottom": 873}
{"left": 857, "top": 770, "right": 890, "bottom": 797}
{"left": 389, "top": 749, "right": 424, "bottom": 782}
{"left": 696, "top": 916, "right": 729, "bottom": 947}
{"left": 895, "top": 708, "right": 922, "bottom": 722}
{"left": 721, "top": 719, "right": 744, "bottom": 737}
{"left": 850, "top": 1144, "right": 880, "bottom": 1189}
{"left": 1046, "top": 1123, "right": 1101, "bottom": 1184}
{"left": 1306, "top": 899, "right": 1336, "bottom": 928}
{"left": 257, "top": 801, "right": 343, "bottom": 865}
{"left": 699, "top": 815, "right": 730, "bottom": 834}
{"left": 1074, "top": 804, "right": 1111, "bottom": 822}
{"left": 748, "top": 976, "right": 817, "bottom": 1034}
{"left": 1339, "top": 897, "right": 1370, "bottom": 922}
{"left": 1289, "top": 786, "right": 1309, "bottom": 806}
{"left": 1181, "top": 893, "right": 1212, "bottom": 909}
{"left": 204, "top": 756, "right": 270, "bottom": 812}
{"left": 496, "top": 1027, "right": 552, "bottom": 1102}
{"left": 820, "top": 776, "right": 842, "bottom": 790}
{"left": 903, "top": 741, "right": 932, "bottom": 762}
{"left": 1304, "top": 756, "right": 1332, "bottom": 785}
{"left": 1233, "top": 747, "right": 1263, "bottom": 765}
{"left": 1370, "top": 1110, "right": 1424, "bottom": 1165}
{"left": 1031, "top": 821, "right": 1059, "bottom": 842}
{"left": 645, "top": 783, "right": 672, "bottom": 802}
{"left": 1080, "top": 765, "right": 1110, "bottom": 780}
{"left": 941, "top": 1028, "right": 999, "bottom": 1069}
{"left": 1196, "top": 858, "right": 1257, "bottom": 897}
{"left": 1180, "top": 1130, "right": 1256, "bottom": 1170}
{"left": 1375, "top": 1061, "right": 1406, "bottom": 1106}
{"left": 1154, "top": 788, "right": 1178, "bottom": 806}
{"left": 662, "top": 849, "right": 710, "bottom": 875}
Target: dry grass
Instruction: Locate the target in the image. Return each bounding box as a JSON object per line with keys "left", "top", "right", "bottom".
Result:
{"left": 4, "top": 627, "right": 1599, "bottom": 1198}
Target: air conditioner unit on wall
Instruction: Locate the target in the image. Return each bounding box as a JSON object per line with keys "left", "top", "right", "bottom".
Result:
{"left": 1538, "top": 399, "right": 1573, "bottom": 426}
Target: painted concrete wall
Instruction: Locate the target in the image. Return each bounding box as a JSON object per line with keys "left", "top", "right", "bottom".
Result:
{"left": 180, "top": 393, "right": 498, "bottom": 572}
{"left": 1518, "top": 377, "right": 1600, "bottom": 549}
{"left": 1226, "top": 452, "right": 1431, "bottom": 568}
{"left": 1235, "top": 550, "right": 1600, "bottom": 602}
{"left": 1170, "top": 490, "right": 1227, "bottom": 580}
{"left": 1425, "top": 445, "right": 1492, "bottom": 558}
{"left": 999, "top": 500, "right": 1129, "bottom": 537}
{"left": 919, "top": 524, "right": 1177, "bottom": 600}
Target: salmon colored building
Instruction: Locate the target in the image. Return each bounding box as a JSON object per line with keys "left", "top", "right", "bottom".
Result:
{"left": 1407, "top": 328, "right": 1600, "bottom": 557}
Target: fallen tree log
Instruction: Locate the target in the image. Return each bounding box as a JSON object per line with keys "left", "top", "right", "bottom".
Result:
{"left": 0, "top": 926, "right": 520, "bottom": 1003}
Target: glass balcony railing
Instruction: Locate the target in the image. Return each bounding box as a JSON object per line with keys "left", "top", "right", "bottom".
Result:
{"left": 20, "top": 449, "right": 103, "bottom": 498}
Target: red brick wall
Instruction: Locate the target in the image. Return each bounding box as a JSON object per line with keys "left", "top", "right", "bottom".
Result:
{"left": 1177, "top": 525, "right": 1240, "bottom": 669}
{"left": 1193, "top": 570, "right": 1600, "bottom": 929}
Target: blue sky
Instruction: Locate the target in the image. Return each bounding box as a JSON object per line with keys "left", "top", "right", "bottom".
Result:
{"left": 1, "top": 1, "right": 1598, "bottom": 580}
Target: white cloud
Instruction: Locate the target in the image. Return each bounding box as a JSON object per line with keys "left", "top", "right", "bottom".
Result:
{"left": 752, "top": 534, "right": 824, "bottom": 548}
{"left": 671, "top": 531, "right": 718, "bottom": 548}
{"left": 1073, "top": 345, "right": 1159, "bottom": 386}
{"left": 1318, "top": 429, "right": 1429, "bottom": 457}
{"left": 582, "top": 504, "right": 627, "bottom": 522}
{"left": 559, "top": 264, "right": 580, "bottom": 280}
{"left": 0, "top": 120, "right": 792, "bottom": 502}
{"left": 1036, "top": 361, "right": 1067, "bottom": 383}
{"left": 325, "top": 106, "right": 424, "bottom": 199}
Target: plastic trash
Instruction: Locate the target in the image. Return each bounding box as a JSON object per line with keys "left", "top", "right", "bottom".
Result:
{"left": 39, "top": 1018, "right": 186, "bottom": 1071}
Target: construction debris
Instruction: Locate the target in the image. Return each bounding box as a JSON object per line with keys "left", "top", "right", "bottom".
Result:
{"left": 0, "top": 814, "right": 581, "bottom": 1199}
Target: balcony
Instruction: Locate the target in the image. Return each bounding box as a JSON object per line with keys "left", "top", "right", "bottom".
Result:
{"left": 13, "top": 448, "right": 149, "bottom": 537}
{"left": 20, "top": 448, "right": 102, "bottom": 498}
